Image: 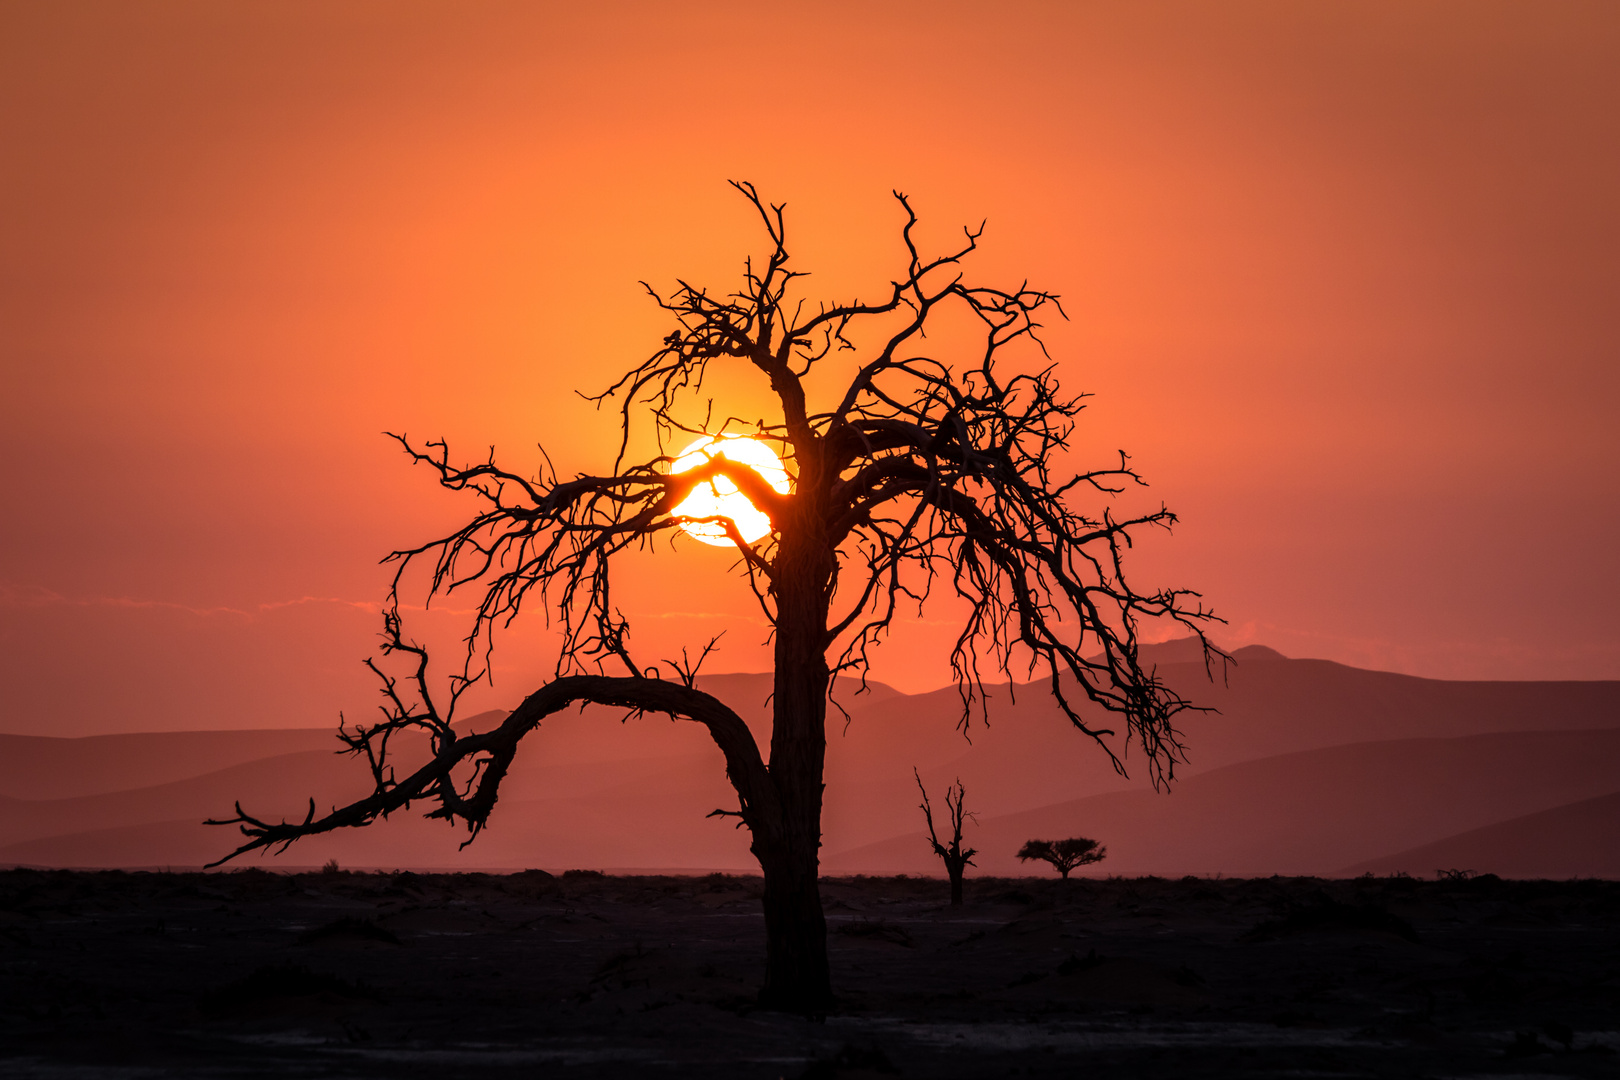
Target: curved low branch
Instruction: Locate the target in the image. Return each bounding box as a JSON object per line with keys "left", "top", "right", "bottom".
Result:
{"left": 207, "top": 675, "right": 777, "bottom": 866}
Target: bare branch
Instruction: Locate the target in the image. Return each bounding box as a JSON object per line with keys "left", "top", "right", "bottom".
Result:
{"left": 207, "top": 675, "right": 776, "bottom": 866}
{"left": 210, "top": 181, "right": 1220, "bottom": 1012}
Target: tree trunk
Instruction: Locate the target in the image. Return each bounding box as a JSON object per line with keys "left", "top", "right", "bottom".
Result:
{"left": 755, "top": 517, "right": 835, "bottom": 1012}
{"left": 757, "top": 846, "right": 830, "bottom": 1011}
{"left": 948, "top": 863, "right": 964, "bottom": 907}
{"left": 756, "top": 655, "right": 833, "bottom": 1010}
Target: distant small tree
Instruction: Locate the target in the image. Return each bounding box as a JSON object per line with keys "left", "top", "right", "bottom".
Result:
{"left": 1017, "top": 837, "right": 1106, "bottom": 879}
{"left": 915, "top": 768, "right": 976, "bottom": 906}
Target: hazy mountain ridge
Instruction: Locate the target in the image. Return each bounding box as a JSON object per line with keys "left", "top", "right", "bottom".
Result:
{"left": 3, "top": 647, "right": 1617, "bottom": 875}
{"left": 0, "top": 728, "right": 338, "bottom": 801}
{"left": 824, "top": 728, "right": 1620, "bottom": 877}
{"left": 1337, "top": 791, "right": 1620, "bottom": 879}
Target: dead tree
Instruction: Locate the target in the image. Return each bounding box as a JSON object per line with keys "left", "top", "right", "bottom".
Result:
{"left": 1017, "top": 837, "right": 1107, "bottom": 879}
{"left": 915, "top": 768, "right": 976, "bottom": 906}
{"left": 207, "top": 181, "right": 1220, "bottom": 1013}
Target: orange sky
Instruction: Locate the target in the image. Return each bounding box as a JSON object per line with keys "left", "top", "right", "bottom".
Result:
{"left": 2, "top": 1, "right": 1617, "bottom": 735}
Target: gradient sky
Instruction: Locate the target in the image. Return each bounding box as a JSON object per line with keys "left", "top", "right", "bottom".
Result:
{"left": 3, "top": 1, "right": 1618, "bottom": 736}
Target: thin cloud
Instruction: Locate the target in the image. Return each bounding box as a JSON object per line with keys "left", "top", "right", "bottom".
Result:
{"left": 0, "top": 584, "right": 382, "bottom": 620}
{"left": 633, "top": 610, "right": 771, "bottom": 625}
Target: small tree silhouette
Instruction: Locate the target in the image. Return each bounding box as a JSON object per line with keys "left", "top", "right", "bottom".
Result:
{"left": 1017, "top": 837, "right": 1106, "bottom": 879}
{"left": 207, "top": 182, "right": 1218, "bottom": 1013}
{"left": 915, "top": 768, "right": 976, "bottom": 906}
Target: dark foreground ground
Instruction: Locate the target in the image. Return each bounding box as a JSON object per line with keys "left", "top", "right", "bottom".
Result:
{"left": 1, "top": 869, "right": 1616, "bottom": 1078}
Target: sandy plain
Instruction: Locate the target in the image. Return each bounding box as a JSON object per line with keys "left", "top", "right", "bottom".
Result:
{"left": 1, "top": 869, "right": 1616, "bottom": 1078}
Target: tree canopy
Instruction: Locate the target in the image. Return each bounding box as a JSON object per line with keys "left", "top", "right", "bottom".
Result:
{"left": 1017, "top": 837, "right": 1109, "bottom": 879}
{"left": 209, "top": 182, "right": 1218, "bottom": 1010}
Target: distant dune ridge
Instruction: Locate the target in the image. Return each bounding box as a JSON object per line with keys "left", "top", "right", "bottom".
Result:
{"left": 2, "top": 641, "right": 1617, "bottom": 877}
{"left": 1337, "top": 791, "right": 1620, "bottom": 879}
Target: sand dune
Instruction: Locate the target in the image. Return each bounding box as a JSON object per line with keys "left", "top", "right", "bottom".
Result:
{"left": 0, "top": 749, "right": 369, "bottom": 850}
{"left": 0, "top": 786, "right": 763, "bottom": 873}
{"left": 0, "top": 710, "right": 511, "bottom": 801}
{"left": 1337, "top": 790, "right": 1620, "bottom": 879}
{"left": 3, "top": 648, "right": 1617, "bottom": 874}
{"left": 10, "top": 727, "right": 1619, "bottom": 876}
{"left": 0, "top": 728, "right": 334, "bottom": 801}
{"left": 825, "top": 728, "right": 1620, "bottom": 878}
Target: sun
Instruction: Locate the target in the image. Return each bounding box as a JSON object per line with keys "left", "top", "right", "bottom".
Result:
{"left": 669, "top": 434, "right": 790, "bottom": 547}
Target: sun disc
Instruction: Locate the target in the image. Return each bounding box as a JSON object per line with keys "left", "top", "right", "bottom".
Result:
{"left": 670, "top": 434, "right": 789, "bottom": 547}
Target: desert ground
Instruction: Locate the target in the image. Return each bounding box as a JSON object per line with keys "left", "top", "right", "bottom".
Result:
{"left": 1, "top": 868, "right": 1616, "bottom": 1078}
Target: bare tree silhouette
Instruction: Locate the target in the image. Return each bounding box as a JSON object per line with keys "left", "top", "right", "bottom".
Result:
{"left": 1017, "top": 837, "right": 1107, "bottom": 879}
{"left": 208, "top": 181, "right": 1219, "bottom": 1013}
{"left": 915, "top": 768, "right": 976, "bottom": 906}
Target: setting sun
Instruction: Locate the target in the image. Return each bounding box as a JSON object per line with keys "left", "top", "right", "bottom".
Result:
{"left": 669, "top": 434, "right": 790, "bottom": 547}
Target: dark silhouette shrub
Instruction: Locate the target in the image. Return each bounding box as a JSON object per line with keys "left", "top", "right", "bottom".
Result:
{"left": 1017, "top": 837, "right": 1106, "bottom": 878}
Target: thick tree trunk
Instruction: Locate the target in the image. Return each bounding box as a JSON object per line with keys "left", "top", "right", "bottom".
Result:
{"left": 948, "top": 863, "right": 965, "bottom": 906}
{"left": 756, "top": 632, "right": 833, "bottom": 1007}
{"left": 754, "top": 507, "right": 835, "bottom": 1012}
{"left": 755, "top": 648, "right": 833, "bottom": 1010}
{"left": 756, "top": 846, "right": 830, "bottom": 1011}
